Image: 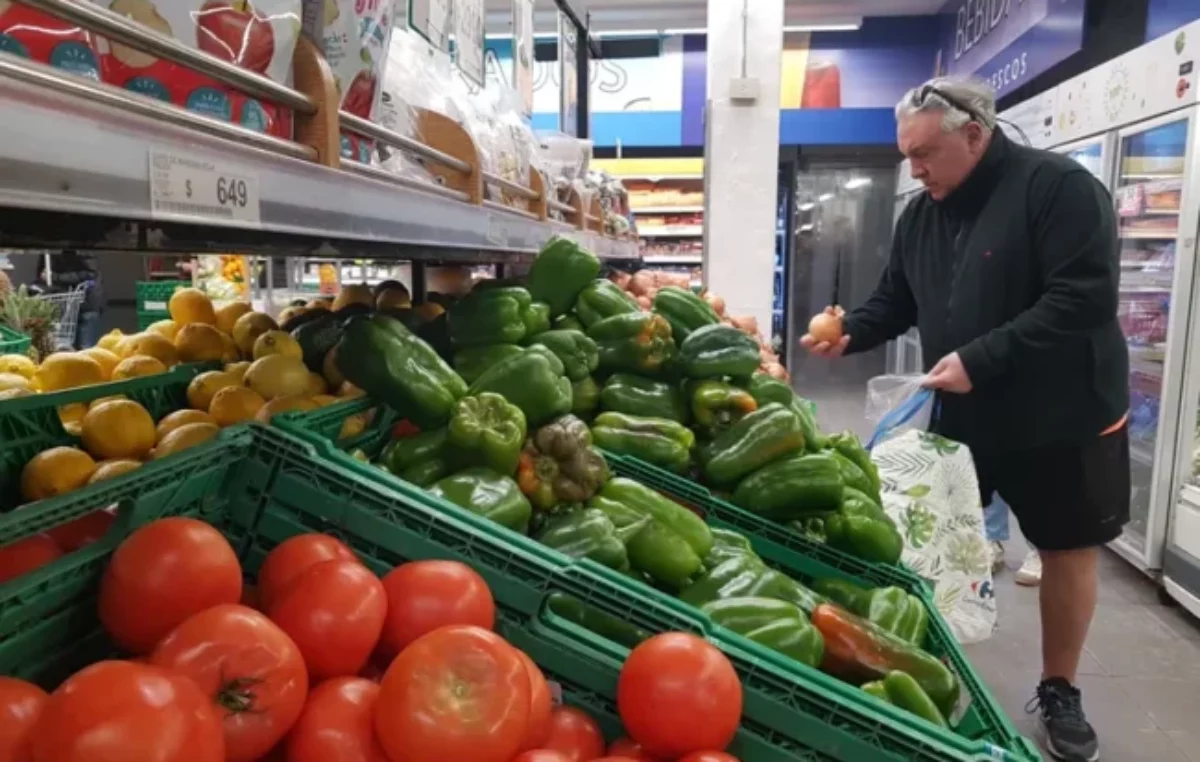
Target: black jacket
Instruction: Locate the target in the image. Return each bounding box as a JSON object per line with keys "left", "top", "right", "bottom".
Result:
{"left": 844, "top": 128, "right": 1129, "bottom": 454}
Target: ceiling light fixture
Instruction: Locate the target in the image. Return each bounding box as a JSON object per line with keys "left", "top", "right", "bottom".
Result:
{"left": 844, "top": 177, "right": 872, "bottom": 189}
{"left": 594, "top": 29, "right": 665, "bottom": 38}
{"left": 798, "top": 202, "right": 815, "bottom": 211}
{"left": 784, "top": 21, "right": 862, "bottom": 32}
{"left": 818, "top": 193, "right": 835, "bottom": 202}
{"left": 799, "top": 223, "right": 815, "bottom": 232}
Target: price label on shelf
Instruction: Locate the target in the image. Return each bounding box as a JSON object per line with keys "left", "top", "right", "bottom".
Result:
{"left": 453, "top": 0, "right": 485, "bottom": 87}
{"left": 148, "top": 149, "right": 261, "bottom": 225}
{"left": 1115, "top": 183, "right": 1145, "bottom": 218}
{"left": 410, "top": 0, "right": 451, "bottom": 52}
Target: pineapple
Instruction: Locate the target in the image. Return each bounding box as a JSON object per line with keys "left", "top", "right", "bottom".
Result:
{"left": 0, "top": 270, "right": 11, "bottom": 301}
{"left": 0, "top": 286, "right": 59, "bottom": 362}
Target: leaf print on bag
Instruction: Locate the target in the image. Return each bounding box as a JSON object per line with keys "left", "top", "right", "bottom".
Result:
{"left": 944, "top": 531, "right": 990, "bottom": 576}
{"left": 874, "top": 447, "right": 935, "bottom": 484}
{"left": 918, "top": 431, "right": 960, "bottom": 455}
{"left": 904, "top": 502, "right": 937, "bottom": 548}
{"left": 904, "top": 484, "right": 932, "bottom": 497}
{"left": 934, "top": 579, "right": 963, "bottom": 617}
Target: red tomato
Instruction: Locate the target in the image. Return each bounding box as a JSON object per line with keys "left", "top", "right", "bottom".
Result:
{"left": 589, "top": 758, "right": 641, "bottom": 762}
{"left": 150, "top": 604, "right": 308, "bottom": 762}
{"left": 540, "top": 706, "right": 604, "bottom": 762}
{"left": 28, "top": 660, "right": 225, "bottom": 762}
{"left": 0, "top": 677, "right": 47, "bottom": 762}
{"left": 257, "top": 534, "right": 356, "bottom": 611}
{"left": 285, "top": 677, "right": 388, "bottom": 762}
{"left": 98, "top": 517, "right": 242, "bottom": 654}
{"left": 46, "top": 509, "right": 115, "bottom": 551}
{"left": 0, "top": 535, "right": 63, "bottom": 584}
{"left": 516, "top": 649, "right": 552, "bottom": 751}
{"left": 378, "top": 560, "right": 494, "bottom": 658}
{"left": 608, "top": 737, "right": 660, "bottom": 761}
{"left": 678, "top": 753, "right": 740, "bottom": 762}
{"left": 374, "top": 625, "right": 530, "bottom": 762}
{"left": 510, "top": 752, "right": 572, "bottom": 762}
{"left": 266, "top": 559, "right": 386, "bottom": 680}
{"left": 617, "top": 633, "right": 741, "bottom": 758}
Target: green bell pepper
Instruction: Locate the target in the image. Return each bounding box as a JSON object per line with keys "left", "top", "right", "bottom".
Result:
{"left": 523, "top": 302, "right": 552, "bottom": 337}
{"left": 526, "top": 236, "right": 602, "bottom": 317}
{"left": 526, "top": 330, "right": 599, "bottom": 381}
{"left": 680, "top": 554, "right": 825, "bottom": 615}
{"left": 546, "top": 592, "right": 651, "bottom": 650}
{"left": 587, "top": 477, "right": 713, "bottom": 590}
{"left": 574, "top": 279, "right": 640, "bottom": 327}
{"left": 570, "top": 376, "right": 600, "bottom": 418}
{"left": 704, "top": 528, "right": 757, "bottom": 569}
{"left": 445, "top": 392, "right": 527, "bottom": 476}
{"left": 678, "top": 324, "right": 761, "bottom": 379}
{"left": 534, "top": 507, "right": 637, "bottom": 571}
{"left": 688, "top": 380, "right": 759, "bottom": 437}
{"left": 826, "top": 431, "right": 881, "bottom": 494}
{"left": 555, "top": 314, "right": 585, "bottom": 332}
{"left": 516, "top": 415, "right": 610, "bottom": 513}
{"left": 829, "top": 451, "right": 880, "bottom": 504}
{"left": 824, "top": 494, "right": 904, "bottom": 565}
{"left": 453, "top": 344, "right": 525, "bottom": 384}
{"left": 700, "top": 403, "right": 806, "bottom": 487}
{"left": 651, "top": 286, "right": 719, "bottom": 343}
{"left": 731, "top": 452, "right": 844, "bottom": 521}
{"left": 468, "top": 347, "right": 572, "bottom": 427}
{"left": 588, "top": 312, "right": 677, "bottom": 376}
{"left": 336, "top": 314, "right": 467, "bottom": 428}
{"left": 590, "top": 412, "right": 694, "bottom": 473}
{"left": 742, "top": 373, "right": 825, "bottom": 451}
{"left": 811, "top": 603, "right": 960, "bottom": 717}
{"left": 448, "top": 286, "right": 534, "bottom": 347}
{"left": 791, "top": 516, "right": 827, "bottom": 544}
{"left": 599, "top": 373, "right": 688, "bottom": 423}
{"left": 397, "top": 457, "right": 450, "bottom": 487}
{"left": 427, "top": 467, "right": 533, "bottom": 533}
{"left": 700, "top": 597, "right": 824, "bottom": 668}
{"left": 380, "top": 428, "right": 447, "bottom": 475}
{"left": 812, "top": 578, "right": 929, "bottom": 646}
{"left": 861, "top": 681, "right": 891, "bottom": 702}
{"left": 881, "top": 671, "right": 949, "bottom": 727}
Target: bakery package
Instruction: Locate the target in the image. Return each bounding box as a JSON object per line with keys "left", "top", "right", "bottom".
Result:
{"left": 97, "top": 0, "right": 303, "bottom": 139}
{"left": 0, "top": 0, "right": 102, "bottom": 79}
{"left": 302, "top": 0, "right": 396, "bottom": 162}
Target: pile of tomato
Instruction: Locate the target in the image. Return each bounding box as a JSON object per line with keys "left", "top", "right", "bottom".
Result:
{"left": 0, "top": 517, "right": 747, "bottom": 762}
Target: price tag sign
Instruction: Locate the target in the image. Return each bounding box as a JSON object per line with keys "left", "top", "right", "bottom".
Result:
{"left": 512, "top": 0, "right": 534, "bottom": 119}
{"left": 487, "top": 213, "right": 511, "bottom": 247}
{"left": 558, "top": 11, "right": 578, "bottom": 137}
{"left": 410, "top": 0, "right": 451, "bottom": 52}
{"left": 148, "top": 149, "right": 261, "bottom": 225}
{"left": 1116, "top": 183, "right": 1146, "bottom": 218}
{"left": 453, "top": 0, "right": 485, "bottom": 87}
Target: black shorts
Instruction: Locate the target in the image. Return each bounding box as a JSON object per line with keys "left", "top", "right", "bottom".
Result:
{"left": 975, "top": 425, "right": 1131, "bottom": 552}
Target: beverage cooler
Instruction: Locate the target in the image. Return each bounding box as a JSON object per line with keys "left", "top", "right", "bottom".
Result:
{"left": 886, "top": 159, "right": 924, "bottom": 376}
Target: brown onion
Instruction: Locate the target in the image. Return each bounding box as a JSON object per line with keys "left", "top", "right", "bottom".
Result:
{"left": 808, "top": 308, "right": 844, "bottom": 343}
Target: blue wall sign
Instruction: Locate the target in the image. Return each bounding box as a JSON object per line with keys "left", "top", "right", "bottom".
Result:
{"left": 935, "top": 0, "right": 1086, "bottom": 98}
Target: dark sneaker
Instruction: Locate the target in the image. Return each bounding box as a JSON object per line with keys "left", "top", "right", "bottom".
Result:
{"left": 1026, "top": 678, "right": 1099, "bottom": 761}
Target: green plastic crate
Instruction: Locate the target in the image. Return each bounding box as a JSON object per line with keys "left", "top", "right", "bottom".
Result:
{"left": 0, "top": 424, "right": 995, "bottom": 762}
{"left": 0, "top": 324, "right": 31, "bottom": 356}
{"left": 274, "top": 397, "right": 1040, "bottom": 762}
{"left": 0, "top": 363, "right": 211, "bottom": 511}
{"left": 136, "top": 280, "right": 186, "bottom": 314}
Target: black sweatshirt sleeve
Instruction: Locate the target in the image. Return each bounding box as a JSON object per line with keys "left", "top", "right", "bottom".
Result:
{"left": 957, "top": 170, "right": 1118, "bottom": 384}
{"left": 842, "top": 219, "right": 918, "bottom": 355}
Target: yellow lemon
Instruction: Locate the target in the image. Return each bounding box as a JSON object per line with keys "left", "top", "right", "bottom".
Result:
{"left": 244, "top": 355, "right": 310, "bottom": 400}
{"left": 255, "top": 394, "right": 317, "bottom": 424}
{"left": 208, "top": 386, "right": 266, "bottom": 427}
{"left": 231, "top": 312, "right": 278, "bottom": 357}
{"left": 305, "top": 372, "right": 327, "bottom": 396}
{"left": 187, "top": 370, "right": 238, "bottom": 411}
{"left": 33, "top": 353, "right": 105, "bottom": 393}
{"left": 175, "top": 323, "right": 227, "bottom": 363}
{"left": 21, "top": 446, "right": 97, "bottom": 502}
{"left": 224, "top": 361, "right": 251, "bottom": 383}
{"left": 152, "top": 422, "right": 219, "bottom": 459}
{"left": 0, "top": 373, "right": 30, "bottom": 392}
{"left": 80, "top": 399, "right": 156, "bottom": 460}
{"left": 169, "top": 287, "right": 217, "bottom": 326}
{"left": 146, "top": 319, "right": 179, "bottom": 341}
{"left": 338, "top": 382, "right": 365, "bottom": 398}
{"left": 117, "top": 332, "right": 179, "bottom": 367}
{"left": 252, "top": 330, "right": 302, "bottom": 361}
{"left": 338, "top": 412, "right": 368, "bottom": 440}
{"left": 57, "top": 402, "right": 88, "bottom": 436}
{"left": 215, "top": 301, "right": 253, "bottom": 336}
{"left": 88, "top": 459, "right": 142, "bottom": 484}
{"left": 277, "top": 306, "right": 307, "bottom": 326}
{"left": 156, "top": 409, "right": 216, "bottom": 442}
{"left": 111, "top": 354, "right": 167, "bottom": 380}
{"left": 96, "top": 329, "right": 125, "bottom": 352}
{"left": 81, "top": 347, "right": 121, "bottom": 380}
{"left": 312, "top": 394, "right": 338, "bottom": 406}
{"left": 0, "top": 388, "right": 32, "bottom": 401}
{"left": 0, "top": 354, "right": 35, "bottom": 379}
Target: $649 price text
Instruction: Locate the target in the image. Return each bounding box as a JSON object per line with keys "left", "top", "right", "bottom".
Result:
{"left": 187, "top": 176, "right": 250, "bottom": 208}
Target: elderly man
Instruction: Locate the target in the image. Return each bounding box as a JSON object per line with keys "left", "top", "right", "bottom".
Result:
{"left": 803, "top": 77, "right": 1129, "bottom": 762}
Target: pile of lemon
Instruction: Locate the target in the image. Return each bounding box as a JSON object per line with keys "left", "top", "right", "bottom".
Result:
{"left": 8, "top": 288, "right": 366, "bottom": 506}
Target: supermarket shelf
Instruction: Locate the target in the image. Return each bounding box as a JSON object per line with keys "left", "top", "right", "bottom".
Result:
{"left": 631, "top": 206, "right": 704, "bottom": 214}
{"left": 1145, "top": 208, "right": 1181, "bottom": 215}
{"left": 642, "top": 256, "right": 703, "bottom": 266}
{"left": 621, "top": 174, "right": 704, "bottom": 181}
{"left": 1120, "top": 230, "right": 1179, "bottom": 240}
{"left": 1121, "top": 260, "right": 1172, "bottom": 267}
{"left": 0, "top": 54, "right": 637, "bottom": 263}
{"left": 1122, "top": 173, "right": 1184, "bottom": 180}
{"left": 1120, "top": 285, "right": 1172, "bottom": 294}
{"left": 638, "top": 226, "right": 704, "bottom": 237}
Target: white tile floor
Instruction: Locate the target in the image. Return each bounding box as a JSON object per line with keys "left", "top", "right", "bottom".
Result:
{"left": 802, "top": 378, "right": 1200, "bottom": 761}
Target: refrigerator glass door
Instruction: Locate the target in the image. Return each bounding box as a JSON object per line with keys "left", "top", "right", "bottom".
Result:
{"left": 1112, "top": 114, "right": 1195, "bottom": 570}
{"left": 1059, "top": 136, "right": 1113, "bottom": 186}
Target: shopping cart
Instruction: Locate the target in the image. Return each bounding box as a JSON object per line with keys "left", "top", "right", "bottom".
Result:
{"left": 35, "top": 283, "right": 88, "bottom": 350}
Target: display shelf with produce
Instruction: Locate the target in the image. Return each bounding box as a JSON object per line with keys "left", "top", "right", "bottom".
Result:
{"left": 0, "top": 0, "right": 636, "bottom": 264}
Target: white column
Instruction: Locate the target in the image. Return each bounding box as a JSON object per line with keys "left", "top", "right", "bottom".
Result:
{"left": 703, "top": 0, "right": 783, "bottom": 336}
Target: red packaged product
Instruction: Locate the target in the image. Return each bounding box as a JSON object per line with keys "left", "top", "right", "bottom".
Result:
{"left": 0, "top": 0, "right": 102, "bottom": 79}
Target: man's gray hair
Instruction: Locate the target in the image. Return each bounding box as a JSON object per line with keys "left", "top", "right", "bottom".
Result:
{"left": 895, "top": 77, "right": 997, "bottom": 131}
